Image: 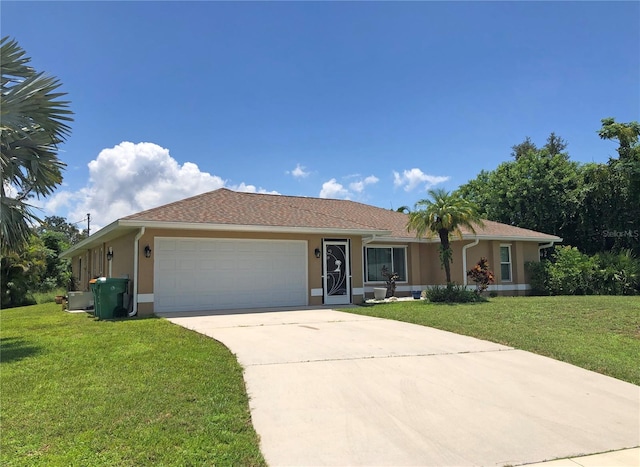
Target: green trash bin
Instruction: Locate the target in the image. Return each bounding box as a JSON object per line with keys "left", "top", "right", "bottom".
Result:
{"left": 89, "top": 278, "right": 103, "bottom": 317}
{"left": 90, "top": 277, "right": 129, "bottom": 319}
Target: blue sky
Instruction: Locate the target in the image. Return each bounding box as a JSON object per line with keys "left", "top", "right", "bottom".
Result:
{"left": 3, "top": 1, "right": 639, "bottom": 230}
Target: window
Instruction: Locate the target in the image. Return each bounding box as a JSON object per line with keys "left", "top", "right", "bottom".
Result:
{"left": 365, "top": 247, "right": 407, "bottom": 282}
{"left": 500, "top": 245, "right": 512, "bottom": 282}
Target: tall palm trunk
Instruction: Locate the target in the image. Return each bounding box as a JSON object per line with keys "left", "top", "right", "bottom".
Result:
{"left": 438, "top": 228, "right": 452, "bottom": 283}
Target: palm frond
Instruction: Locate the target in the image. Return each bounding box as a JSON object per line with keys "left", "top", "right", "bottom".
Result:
{"left": 0, "top": 36, "right": 72, "bottom": 254}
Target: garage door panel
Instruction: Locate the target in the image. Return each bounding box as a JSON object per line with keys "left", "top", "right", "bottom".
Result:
{"left": 154, "top": 238, "right": 308, "bottom": 313}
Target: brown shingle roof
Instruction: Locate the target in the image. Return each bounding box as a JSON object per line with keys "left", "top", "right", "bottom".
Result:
{"left": 122, "top": 188, "right": 561, "bottom": 241}
{"left": 122, "top": 188, "right": 399, "bottom": 232}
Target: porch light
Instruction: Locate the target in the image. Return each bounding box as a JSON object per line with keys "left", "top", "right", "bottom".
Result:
{"left": 106, "top": 247, "right": 114, "bottom": 261}
{"left": 144, "top": 245, "right": 152, "bottom": 258}
{"left": 314, "top": 248, "right": 321, "bottom": 258}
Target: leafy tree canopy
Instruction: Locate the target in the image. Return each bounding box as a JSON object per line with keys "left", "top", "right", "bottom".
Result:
{"left": 458, "top": 136, "right": 581, "bottom": 241}
{"left": 598, "top": 117, "right": 640, "bottom": 162}
{"left": 407, "top": 189, "right": 483, "bottom": 283}
{"left": 1, "top": 36, "right": 73, "bottom": 254}
{"left": 36, "top": 215, "right": 87, "bottom": 246}
{"left": 458, "top": 124, "right": 639, "bottom": 256}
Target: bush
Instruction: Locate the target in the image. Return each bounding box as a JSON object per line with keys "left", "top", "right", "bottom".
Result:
{"left": 547, "top": 246, "right": 595, "bottom": 295}
{"left": 526, "top": 260, "right": 551, "bottom": 295}
{"left": 425, "top": 283, "right": 487, "bottom": 303}
{"left": 525, "top": 246, "right": 640, "bottom": 296}
{"left": 466, "top": 257, "right": 495, "bottom": 294}
{"left": 592, "top": 249, "right": 640, "bottom": 295}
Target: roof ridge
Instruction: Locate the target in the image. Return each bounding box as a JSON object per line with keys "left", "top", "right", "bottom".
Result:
{"left": 121, "top": 188, "right": 230, "bottom": 220}
{"left": 280, "top": 198, "right": 400, "bottom": 231}
{"left": 235, "top": 188, "right": 394, "bottom": 210}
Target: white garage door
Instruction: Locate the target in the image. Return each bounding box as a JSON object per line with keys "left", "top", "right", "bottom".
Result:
{"left": 154, "top": 238, "right": 308, "bottom": 313}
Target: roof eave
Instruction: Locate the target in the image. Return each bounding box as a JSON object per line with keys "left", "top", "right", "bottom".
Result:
{"left": 374, "top": 234, "right": 562, "bottom": 243}
{"left": 471, "top": 234, "right": 563, "bottom": 243}
{"left": 59, "top": 220, "right": 127, "bottom": 259}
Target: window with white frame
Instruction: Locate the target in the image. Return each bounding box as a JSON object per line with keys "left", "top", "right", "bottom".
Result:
{"left": 500, "top": 245, "right": 512, "bottom": 282}
{"left": 365, "top": 246, "right": 407, "bottom": 282}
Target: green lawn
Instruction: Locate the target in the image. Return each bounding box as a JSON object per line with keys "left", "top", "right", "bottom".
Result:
{"left": 3, "top": 297, "right": 638, "bottom": 465}
{"left": 0, "top": 303, "right": 266, "bottom": 467}
{"left": 342, "top": 296, "right": 640, "bottom": 385}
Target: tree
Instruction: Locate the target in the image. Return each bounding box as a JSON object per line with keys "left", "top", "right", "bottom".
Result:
{"left": 457, "top": 133, "right": 582, "bottom": 249}
{"left": 543, "top": 132, "right": 568, "bottom": 156}
{"left": 1, "top": 36, "right": 73, "bottom": 254}
{"left": 39, "top": 230, "right": 72, "bottom": 290}
{"left": 1, "top": 234, "right": 48, "bottom": 308}
{"left": 511, "top": 136, "right": 537, "bottom": 160}
{"left": 458, "top": 124, "right": 640, "bottom": 256}
{"left": 598, "top": 117, "right": 640, "bottom": 162}
{"left": 36, "top": 215, "right": 87, "bottom": 245}
{"left": 575, "top": 118, "right": 640, "bottom": 255}
{"left": 598, "top": 118, "right": 640, "bottom": 250}
{"left": 407, "top": 189, "right": 483, "bottom": 284}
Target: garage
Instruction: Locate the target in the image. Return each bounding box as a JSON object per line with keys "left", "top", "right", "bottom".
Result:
{"left": 154, "top": 238, "right": 308, "bottom": 313}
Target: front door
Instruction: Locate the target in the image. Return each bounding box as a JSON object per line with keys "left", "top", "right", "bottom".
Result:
{"left": 323, "top": 240, "right": 351, "bottom": 305}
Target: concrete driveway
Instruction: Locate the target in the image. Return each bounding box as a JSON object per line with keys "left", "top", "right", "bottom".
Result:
{"left": 164, "top": 308, "right": 639, "bottom": 467}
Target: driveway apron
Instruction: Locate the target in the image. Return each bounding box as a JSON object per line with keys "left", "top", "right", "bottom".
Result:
{"left": 165, "top": 309, "right": 640, "bottom": 467}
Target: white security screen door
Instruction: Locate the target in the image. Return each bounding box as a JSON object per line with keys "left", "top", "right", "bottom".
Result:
{"left": 323, "top": 240, "right": 351, "bottom": 305}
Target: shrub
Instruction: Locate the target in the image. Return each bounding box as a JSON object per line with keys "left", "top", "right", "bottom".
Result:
{"left": 547, "top": 246, "right": 595, "bottom": 295}
{"left": 592, "top": 249, "right": 640, "bottom": 295}
{"left": 526, "top": 246, "right": 640, "bottom": 296}
{"left": 466, "top": 257, "right": 495, "bottom": 295}
{"left": 526, "top": 260, "right": 551, "bottom": 295}
{"left": 425, "top": 283, "right": 487, "bottom": 303}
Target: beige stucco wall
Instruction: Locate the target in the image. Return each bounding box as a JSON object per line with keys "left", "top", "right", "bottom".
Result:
{"left": 69, "top": 228, "right": 547, "bottom": 312}
{"left": 69, "top": 232, "right": 137, "bottom": 292}
{"left": 383, "top": 239, "right": 542, "bottom": 296}
{"left": 105, "top": 232, "right": 136, "bottom": 281}
{"left": 134, "top": 229, "right": 366, "bottom": 314}
{"left": 72, "top": 252, "right": 89, "bottom": 291}
{"left": 71, "top": 245, "right": 105, "bottom": 292}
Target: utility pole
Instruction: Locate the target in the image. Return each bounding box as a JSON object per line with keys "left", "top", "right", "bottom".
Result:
{"left": 87, "top": 213, "right": 91, "bottom": 236}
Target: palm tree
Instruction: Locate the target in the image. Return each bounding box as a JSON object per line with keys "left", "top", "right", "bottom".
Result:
{"left": 407, "top": 188, "right": 483, "bottom": 284}
{"left": 1, "top": 36, "right": 73, "bottom": 254}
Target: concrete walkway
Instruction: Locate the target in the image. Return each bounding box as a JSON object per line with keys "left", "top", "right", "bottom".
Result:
{"left": 164, "top": 309, "right": 639, "bottom": 467}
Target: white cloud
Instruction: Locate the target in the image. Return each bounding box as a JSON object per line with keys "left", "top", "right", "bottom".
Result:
{"left": 230, "top": 182, "right": 279, "bottom": 195}
{"left": 320, "top": 174, "right": 379, "bottom": 199}
{"left": 319, "top": 178, "right": 350, "bottom": 199}
{"left": 44, "top": 141, "right": 273, "bottom": 230}
{"left": 288, "top": 163, "right": 310, "bottom": 179}
{"left": 349, "top": 175, "right": 379, "bottom": 193}
{"left": 393, "top": 168, "right": 449, "bottom": 192}
{"left": 40, "top": 190, "right": 75, "bottom": 213}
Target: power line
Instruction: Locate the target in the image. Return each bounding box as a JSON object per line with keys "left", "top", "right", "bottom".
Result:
{"left": 69, "top": 213, "right": 91, "bottom": 235}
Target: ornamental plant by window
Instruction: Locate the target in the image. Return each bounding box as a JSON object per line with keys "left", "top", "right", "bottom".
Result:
{"left": 467, "top": 257, "right": 495, "bottom": 295}
{"left": 381, "top": 265, "right": 399, "bottom": 298}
